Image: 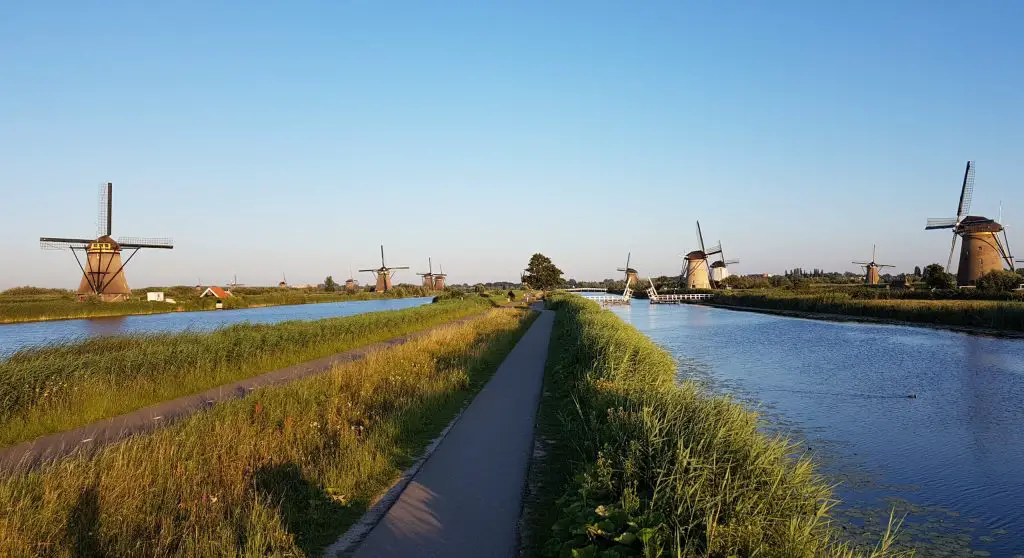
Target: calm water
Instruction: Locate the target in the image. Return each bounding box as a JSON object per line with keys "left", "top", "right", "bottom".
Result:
{"left": 606, "top": 301, "right": 1024, "bottom": 556}
{"left": 0, "top": 297, "right": 434, "bottom": 357}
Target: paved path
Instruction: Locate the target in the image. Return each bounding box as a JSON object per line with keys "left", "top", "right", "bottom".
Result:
{"left": 0, "top": 316, "right": 483, "bottom": 471}
{"left": 352, "top": 305, "right": 554, "bottom": 558}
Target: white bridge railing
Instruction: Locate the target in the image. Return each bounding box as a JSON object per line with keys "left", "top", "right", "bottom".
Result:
{"left": 646, "top": 279, "right": 713, "bottom": 304}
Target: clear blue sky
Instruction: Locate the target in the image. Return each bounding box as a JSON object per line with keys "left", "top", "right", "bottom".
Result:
{"left": 2, "top": 1, "right": 1022, "bottom": 288}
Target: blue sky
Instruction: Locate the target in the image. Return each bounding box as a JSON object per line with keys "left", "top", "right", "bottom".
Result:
{"left": 2, "top": 1, "right": 1022, "bottom": 288}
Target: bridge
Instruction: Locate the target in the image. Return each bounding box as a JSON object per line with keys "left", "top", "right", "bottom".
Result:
{"left": 646, "top": 279, "right": 713, "bottom": 304}
{"left": 562, "top": 288, "right": 610, "bottom": 293}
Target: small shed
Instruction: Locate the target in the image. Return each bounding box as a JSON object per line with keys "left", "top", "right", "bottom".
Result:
{"left": 199, "top": 287, "right": 233, "bottom": 299}
{"left": 147, "top": 292, "right": 165, "bottom": 302}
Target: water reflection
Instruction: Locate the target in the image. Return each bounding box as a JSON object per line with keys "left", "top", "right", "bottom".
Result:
{"left": 607, "top": 301, "right": 1024, "bottom": 555}
{"left": 0, "top": 297, "right": 434, "bottom": 356}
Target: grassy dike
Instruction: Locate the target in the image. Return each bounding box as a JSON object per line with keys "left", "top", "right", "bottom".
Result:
{"left": 0, "top": 298, "right": 492, "bottom": 447}
{"left": 523, "top": 294, "right": 907, "bottom": 557}
{"left": 0, "top": 307, "right": 535, "bottom": 556}
{"left": 709, "top": 291, "right": 1024, "bottom": 333}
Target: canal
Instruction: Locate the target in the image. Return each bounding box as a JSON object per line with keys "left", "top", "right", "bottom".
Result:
{"left": 0, "top": 297, "right": 434, "bottom": 357}
{"left": 606, "top": 301, "right": 1024, "bottom": 556}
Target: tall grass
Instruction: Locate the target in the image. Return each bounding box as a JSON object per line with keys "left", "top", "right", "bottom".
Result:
{"left": 0, "top": 286, "right": 435, "bottom": 324}
{"left": 0, "top": 307, "right": 535, "bottom": 556}
{"left": 524, "top": 294, "right": 908, "bottom": 557}
{"left": 0, "top": 298, "right": 494, "bottom": 447}
{"left": 712, "top": 291, "right": 1024, "bottom": 332}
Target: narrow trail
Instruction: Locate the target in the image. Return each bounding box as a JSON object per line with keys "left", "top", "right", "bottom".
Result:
{"left": 0, "top": 314, "right": 484, "bottom": 470}
{"left": 350, "top": 304, "right": 554, "bottom": 558}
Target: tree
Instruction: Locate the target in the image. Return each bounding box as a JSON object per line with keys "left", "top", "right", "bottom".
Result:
{"left": 323, "top": 276, "right": 337, "bottom": 292}
{"left": 976, "top": 270, "right": 1022, "bottom": 292}
{"left": 522, "top": 253, "right": 564, "bottom": 291}
{"left": 913, "top": 266, "right": 922, "bottom": 277}
{"left": 921, "top": 263, "right": 956, "bottom": 290}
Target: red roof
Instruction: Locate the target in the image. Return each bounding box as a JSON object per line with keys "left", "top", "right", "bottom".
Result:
{"left": 200, "top": 287, "right": 232, "bottom": 298}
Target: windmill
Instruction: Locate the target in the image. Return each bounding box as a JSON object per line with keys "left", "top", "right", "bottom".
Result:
{"left": 710, "top": 242, "right": 739, "bottom": 285}
{"left": 616, "top": 252, "right": 638, "bottom": 300}
{"left": 344, "top": 265, "right": 359, "bottom": 293}
{"left": 853, "top": 245, "right": 894, "bottom": 285}
{"left": 40, "top": 182, "right": 173, "bottom": 302}
{"left": 680, "top": 221, "right": 721, "bottom": 290}
{"left": 433, "top": 264, "right": 447, "bottom": 290}
{"left": 359, "top": 245, "right": 409, "bottom": 293}
{"left": 418, "top": 258, "right": 436, "bottom": 290}
{"left": 925, "top": 161, "right": 1015, "bottom": 285}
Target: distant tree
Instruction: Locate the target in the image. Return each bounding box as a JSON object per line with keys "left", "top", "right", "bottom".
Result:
{"left": 913, "top": 266, "right": 922, "bottom": 277}
{"left": 522, "top": 253, "right": 564, "bottom": 291}
{"left": 323, "top": 276, "right": 337, "bottom": 292}
{"left": 922, "top": 263, "right": 956, "bottom": 290}
{"left": 976, "top": 270, "right": 1022, "bottom": 292}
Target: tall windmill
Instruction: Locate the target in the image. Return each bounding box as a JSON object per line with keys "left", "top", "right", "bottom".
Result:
{"left": 681, "top": 221, "right": 721, "bottom": 290}
{"left": 616, "top": 252, "right": 638, "bottom": 300}
{"left": 418, "top": 258, "right": 436, "bottom": 290}
{"left": 433, "top": 264, "right": 447, "bottom": 290}
{"left": 40, "top": 182, "right": 173, "bottom": 302}
{"left": 853, "top": 245, "right": 894, "bottom": 285}
{"left": 359, "top": 245, "right": 409, "bottom": 293}
{"left": 925, "top": 161, "right": 1015, "bottom": 285}
{"left": 710, "top": 242, "right": 739, "bottom": 285}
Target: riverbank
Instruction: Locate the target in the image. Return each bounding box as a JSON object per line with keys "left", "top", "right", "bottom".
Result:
{"left": 707, "top": 291, "right": 1024, "bottom": 336}
{"left": 0, "top": 298, "right": 493, "bottom": 448}
{"left": 521, "top": 294, "right": 906, "bottom": 557}
{"left": 0, "top": 307, "right": 535, "bottom": 556}
{"left": 0, "top": 286, "right": 433, "bottom": 324}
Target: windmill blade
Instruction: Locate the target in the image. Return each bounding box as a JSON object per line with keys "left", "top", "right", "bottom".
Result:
{"left": 391, "top": 266, "right": 410, "bottom": 270}
{"left": 697, "top": 221, "right": 706, "bottom": 254}
{"left": 878, "top": 264, "right": 896, "bottom": 268}
{"left": 40, "top": 237, "right": 92, "bottom": 250}
{"left": 97, "top": 182, "right": 111, "bottom": 237}
{"left": 625, "top": 252, "right": 631, "bottom": 271}
{"left": 956, "top": 161, "right": 975, "bottom": 220}
{"left": 705, "top": 242, "right": 722, "bottom": 256}
{"left": 925, "top": 218, "right": 957, "bottom": 230}
{"left": 946, "top": 232, "right": 958, "bottom": 272}
{"left": 357, "top": 268, "right": 377, "bottom": 273}
{"left": 872, "top": 244, "right": 877, "bottom": 262}
{"left": 380, "top": 245, "right": 386, "bottom": 268}
{"left": 723, "top": 259, "right": 739, "bottom": 265}
{"left": 118, "top": 236, "right": 174, "bottom": 249}
{"left": 429, "top": 257, "right": 433, "bottom": 275}
{"left": 998, "top": 229, "right": 1015, "bottom": 270}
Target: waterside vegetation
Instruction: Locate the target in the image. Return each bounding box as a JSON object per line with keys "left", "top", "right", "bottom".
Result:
{"left": 0, "top": 307, "right": 535, "bottom": 556}
{"left": 524, "top": 294, "right": 907, "bottom": 557}
{"left": 0, "top": 297, "right": 494, "bottom": 448}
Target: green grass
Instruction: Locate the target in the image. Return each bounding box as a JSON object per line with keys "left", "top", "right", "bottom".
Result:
{"left": 0, "top": 285, "right": 435, "bottom": 324}
{"left": 0, "top": 298, "right": 495, "bottom": 448}
{"left": 0, "top": 307, "right": 536, "bottom": 556}
{"left": 522, "top": 294, "right": 908, "bottom": 557}
{"left": 710, "top": 290, "right": 1024, "bottom": 332}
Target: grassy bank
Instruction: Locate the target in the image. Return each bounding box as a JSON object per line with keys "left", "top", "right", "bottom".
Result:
{"left": 523, "top": 294, "right": 905, "bottom": 557}
{"left": 0, "top": 286, "right": 433, "bottom": 324}
{"left": 0, "top": 307, "right": 535, "bottom": 556}
{"left": 0, "top": 298, "right": 493, "bottom": 448}
{"left": 710, "top": 291, "right": 1024, "bottom": 332}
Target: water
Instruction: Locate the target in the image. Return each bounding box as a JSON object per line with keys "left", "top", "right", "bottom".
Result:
{"left": 606, "top": 301, "right": 1024, "bottom": 556}
{"left": 0, "top": 297, "right": 434, "bottom": 357}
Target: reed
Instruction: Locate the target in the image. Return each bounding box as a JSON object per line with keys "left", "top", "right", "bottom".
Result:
{"left": 711, "top": 291, "right": 1024, "bottom": 332}
{"left": 0, "top": 298, "right": 494, "bottom": 447}
{"left": 524, "top": 294, "right": 908, "bottom": 557}
{"left": 0, "top": 307, "right": 535, "bottom": 557}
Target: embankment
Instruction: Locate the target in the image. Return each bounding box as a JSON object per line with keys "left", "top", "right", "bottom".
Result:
{"left": 522, "top": 294, "right": 906, "bottom": 557}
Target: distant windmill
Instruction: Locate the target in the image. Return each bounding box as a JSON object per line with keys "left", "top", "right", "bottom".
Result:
{"left": 710, "top": 242, "right": 739, "bottom": 285}
{"left": 853, "top": 245, "right": 894, "bottom": 285}
{"left": 680, "top": 221, "right": 721, "bottom": 290}
{"left": 344, "top": 265, "right": 359, "bottom": 293}
{"left": 926, "top": 161, "right": 1016, "bottom": 285}
{"left": 359, "top": 245, "right": 409, "bottom": 293}
{"left": 40, "top": 182, "right": 173, "bottom": 302}
{"left": 418, "top": 258, "right": 436, "bottom": 290}
{"left": 433, "top": 264, "right": 447, "bottom": 290}
{"left": 616, "top": 252, "right": 638, "bottom": 300}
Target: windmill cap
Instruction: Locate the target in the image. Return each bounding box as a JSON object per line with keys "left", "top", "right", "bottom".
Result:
{"left": 88, "top": 235, "right": 121, "bottom": 251}
{"left": 710, "top": 261, "right": 726, "bottom": 268}
{"left": 960, "top": 216, "right": 1003, "bottom": 232}
{"left": 685, "top": 250, "right": 706, "bottom": 260}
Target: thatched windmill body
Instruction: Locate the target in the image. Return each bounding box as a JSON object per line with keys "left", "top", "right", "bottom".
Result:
{"left": 681, "top": 221, "right": 721, "bottom": 290}
{"left": 433, "top": 264, "right": 447, "bottom": 290}
{"left": 926, "top": 161, "right": 1015, "bottom": 285}
{"left": 40, "top": 183, "right": 173, "bottom": 302}
{"left": 418, "top": 258, "right": 436, "bottom": 290}
{"left": 616, "top": 252, "right": 638, "bottom": 300}
{"left": 853, "top": 245, "right": 894, "bottom": 285}
{"left": 359, "top": 245, "right": 408, "bottom": 293}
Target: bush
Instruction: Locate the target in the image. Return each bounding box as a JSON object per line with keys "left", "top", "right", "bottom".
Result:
{"left": 976, "top": 270, "right": 1023, "bottom": 292}
{"left": 921, "top": 264, "right": 956, "bottom": 289}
